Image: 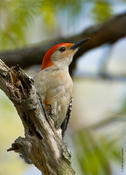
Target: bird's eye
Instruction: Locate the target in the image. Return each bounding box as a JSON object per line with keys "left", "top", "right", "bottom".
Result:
{"left": 59, "top": 47, "right": 66, "bottom": 52}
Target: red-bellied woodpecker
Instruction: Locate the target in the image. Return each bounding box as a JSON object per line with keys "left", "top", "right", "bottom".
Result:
{"left": 34, "top": 38, "right": 89, "bottom": 136}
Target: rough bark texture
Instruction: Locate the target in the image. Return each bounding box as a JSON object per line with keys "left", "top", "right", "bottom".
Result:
{"left": 0, "top": 12, "right": 126, "bottom": 72}
{"left": 0, "top": 59, "right": 75, "bottom": 175}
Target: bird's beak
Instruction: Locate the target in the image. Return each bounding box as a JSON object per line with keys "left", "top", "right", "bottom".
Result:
{"left": 70, "top": 38, "right": 90, "bottom": 50}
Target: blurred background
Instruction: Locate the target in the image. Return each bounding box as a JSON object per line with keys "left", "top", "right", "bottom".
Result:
{"left": 0, "top": 0, "right": 126, "bottom": 175}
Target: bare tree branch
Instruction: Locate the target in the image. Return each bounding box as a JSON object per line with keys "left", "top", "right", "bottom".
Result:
{"left": 0, "top": 59, "right": 75, "bottom": 175}
{"left": 82, "top": 112, "right": 123, "bottom": 131}
{"left": 76, "top": 73, "right": 126, "bottom": 82}
{"left": 0, "top": 12, "right": 126, "bottom": 71}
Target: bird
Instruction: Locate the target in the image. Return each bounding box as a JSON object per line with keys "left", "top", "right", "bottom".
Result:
{"left": 34, "top": 38, "right": 89, "bottom": 137}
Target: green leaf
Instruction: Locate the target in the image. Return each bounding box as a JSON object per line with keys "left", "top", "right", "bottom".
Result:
{"left": 92, "top": 1, "right": 113, "bottom": 23}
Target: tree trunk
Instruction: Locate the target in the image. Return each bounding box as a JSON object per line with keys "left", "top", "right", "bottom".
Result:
{"left": 0, "top": 59, "right": 75, "bottom": 175}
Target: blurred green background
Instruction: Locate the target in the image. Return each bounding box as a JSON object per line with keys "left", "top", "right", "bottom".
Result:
{"left": 0, "top": 0, "right": 126, "bottom": 175}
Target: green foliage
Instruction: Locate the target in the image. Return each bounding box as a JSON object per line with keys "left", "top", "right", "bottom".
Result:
{"left": 119, "top": 97, "right": 126, "bottom": 114}
{"left": 0, "top": 0, "right": 115, "bottom": 51}
{"left": 92, "top": 1, "right": 113, "bottom": 23}
{"left": 73, "top": 129, "right": 121, "bottom": 175}
{"left": 72, "top": 95, "right": 126, "bottom": 175}
{"left": 0, "top": 0, "right": 83, "bottom": 50}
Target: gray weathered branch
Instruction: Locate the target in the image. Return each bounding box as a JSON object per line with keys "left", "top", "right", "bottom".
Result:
{"left": 0, "top": 12, "right": 126, "bottom": 72}
{"left": 0, "top": 59, "right": 75, "bottom": 175}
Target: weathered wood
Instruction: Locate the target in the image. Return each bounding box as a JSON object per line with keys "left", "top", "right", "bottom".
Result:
{"left": 0, "top": 59, "right": 75, "bottom": 175}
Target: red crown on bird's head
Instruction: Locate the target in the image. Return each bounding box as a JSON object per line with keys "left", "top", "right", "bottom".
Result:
{"left": 41, "top": 43, "right": 73, "bottom": 70}
{"left": 41, "top": 38, "right": 90, "bottom": 70}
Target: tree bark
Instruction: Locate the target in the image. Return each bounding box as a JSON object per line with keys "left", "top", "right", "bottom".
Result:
{"left": 0, "top": 59, "right": 75, "bottom": 175}
{"left": 0, "top": 12, "right": 126, "bottom": 70}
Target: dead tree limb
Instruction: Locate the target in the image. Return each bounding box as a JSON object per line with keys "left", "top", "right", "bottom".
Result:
{"left": 0, "top": 59, "right": 75, "bottom": 175}
{"left": 0, "top": 12, "right": 126, "bottom": 70}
